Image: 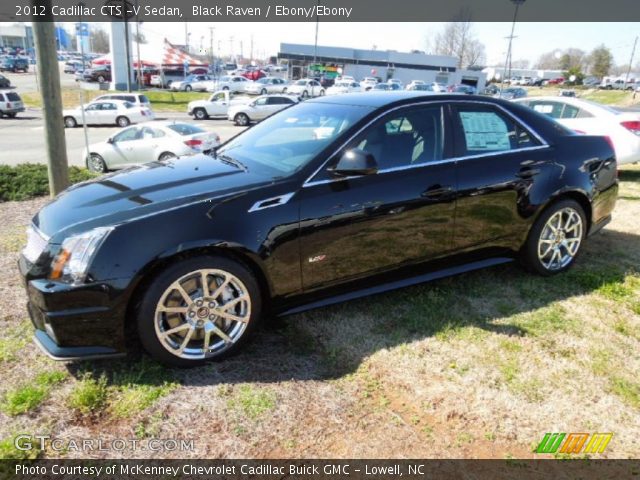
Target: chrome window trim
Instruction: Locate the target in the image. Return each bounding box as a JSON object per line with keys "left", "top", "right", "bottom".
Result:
{"left": 302, "top": 99, "right": 549, "bottom": 189}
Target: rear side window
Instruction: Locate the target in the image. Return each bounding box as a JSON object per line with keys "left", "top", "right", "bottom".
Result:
{"left": 456, "top": 107, "right": 539, "bottom": 156}
{"left": 167, "top": 124, "right": 205, "bottom": 135}
{"left": 6, "top": 92, "right": 20, "bottom": 101}
{"left": 138, "top": 95, "right": 150, "bottom": 104}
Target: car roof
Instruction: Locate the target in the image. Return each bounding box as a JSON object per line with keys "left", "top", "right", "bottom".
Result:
{"left": 308, "top": 92, "right": 514, "bottom": 108}
{"left": 514, "top": 96, "right": 621, "bottom": 115}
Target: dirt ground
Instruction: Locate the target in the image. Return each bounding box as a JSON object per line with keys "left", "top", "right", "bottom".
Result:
{"left": 0, "top": 167, "right": 639, "bottom": 459}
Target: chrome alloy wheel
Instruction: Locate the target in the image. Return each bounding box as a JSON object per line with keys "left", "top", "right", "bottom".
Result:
{"left": 537, "top": 207, "right": 583, "bottom": 271}
{"left": 154, "top": 269, "right": 251, "bottom": 360}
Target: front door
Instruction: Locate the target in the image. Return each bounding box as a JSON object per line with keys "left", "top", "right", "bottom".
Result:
{"left": 298, "top": 104, "right": 457, "bottom": 290}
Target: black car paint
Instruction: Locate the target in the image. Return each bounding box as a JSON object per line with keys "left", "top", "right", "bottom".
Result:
{"left": 19, "top": 93, "right": 618, "bottom": 359}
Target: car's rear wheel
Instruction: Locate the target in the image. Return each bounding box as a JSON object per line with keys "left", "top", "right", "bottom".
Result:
{"left": 116, "top": 116, "right": 130, "bottom": 127}
{"left": 234, "top": 112, "right": 250, "bottom": 126}
{"left": 260, "top": 88, "right": 267, "bottom": 95}
{"left": 64, "top": 116, "right": 77, "bottom": 128}
{"left": 319, "top": 89, "right": 325, "bottom": 96}
{"left": 194, "top": 108, "right": 208, "bottom": 120}
{"left": 522, "top": 199, "right": 586, "bottom": 276}
{"left": 7, "top": 112, "right": 16, "bottom": 118}
{"left": 97, "top": 75, "right": 106, "bottom": 83}
{"left": 136, "top": 255, "right": 262, "bottom": 367}
{"left": 158, "top": 152, "right": 176, "bottom": 161}
{"left": 282, "top": 87, "right": 288, "bottom": 93}
{"left": 87, "top": 153, "right": 107, "bottom": 173}
{"left": 301, "top": 90, "right": 309, "bottom": 98}
{"left": 185, "top": 85, "right": 192, "bottom": 92}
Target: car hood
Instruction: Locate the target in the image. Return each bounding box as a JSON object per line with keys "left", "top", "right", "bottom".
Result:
{"left": 33, "top": 155, "right": 272, "bottom": 240}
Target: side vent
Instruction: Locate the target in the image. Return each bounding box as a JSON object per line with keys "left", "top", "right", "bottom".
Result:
{"left": 248, "top": 192, "right": 295, "bottom": 212}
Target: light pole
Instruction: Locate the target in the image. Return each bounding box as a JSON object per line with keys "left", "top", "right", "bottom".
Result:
{"left": 500, "top": 0, "right": 525, "bottom": 97}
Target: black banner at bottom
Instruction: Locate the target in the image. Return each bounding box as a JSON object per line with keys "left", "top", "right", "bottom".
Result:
{"left": 2, "top": 459, "right": 640, "bottom": 480}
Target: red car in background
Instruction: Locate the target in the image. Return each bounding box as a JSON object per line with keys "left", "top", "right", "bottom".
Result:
{"left": 242, "top": 69, "right": 267, "bottom": 81}
{"left": 546, "top": 77, "right": 565, "bottom": 85}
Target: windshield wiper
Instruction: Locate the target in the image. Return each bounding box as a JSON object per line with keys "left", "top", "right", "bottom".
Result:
{"left": 215, "top": 153, "right": 248, "bottom": 172}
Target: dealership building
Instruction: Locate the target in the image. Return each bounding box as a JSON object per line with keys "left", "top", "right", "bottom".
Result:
{"left": 277, "top": 43, "right": 486, "bottom": 89}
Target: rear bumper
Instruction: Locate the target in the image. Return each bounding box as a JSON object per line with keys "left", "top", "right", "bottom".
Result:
{"left": 2, "top": 106, "right": 25, "bottom": 114}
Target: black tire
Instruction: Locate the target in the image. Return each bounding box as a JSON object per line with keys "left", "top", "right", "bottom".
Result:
{"left": 521, "top": 199, "right": 587, "bottom": 276}
{"left": 7, "top": 112, "right": 16, "bottom": 118}
{"left": 97, "top": 75, "right": 106, "bottom": 83}
{"left": 116, "top": 116, "right": 130, "bottom": 127}
{"left": 301, "top": 90, "right": 309, "bottom": 98}
{"left": 185, "top": 85, "right": 192, "bottom": 92}
{"left": 64, "top": 116, "right": 77, "bottom": 128}
{"left": 136, "top": 255, "right": 262, "bottom": 367}
{"left": 282, "top": 87, "right": 288, "bottom": 93}
{"left": 260, "top": 88, "right": 267, "bottom": 95}
{"left": 234, "top": 112, "right": 250, "bottom": 126}
{"left": 319, "top": 89, "right": 325, "bottom": 96}
{"left": 87, "top": 153, "right": 108, "bottom": 173}
{"left": 222, "top": 86, "right": 229, "bottom": 90}
{"left": 158, "top": 152, "right": 176, "bottom": 161}
{"left": 194, "top": 108, "right": 209, "bottom": 120}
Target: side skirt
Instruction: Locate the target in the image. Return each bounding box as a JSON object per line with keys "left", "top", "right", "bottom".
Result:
{"left": 279, "top": 257, "right": 514, "bottom": 317}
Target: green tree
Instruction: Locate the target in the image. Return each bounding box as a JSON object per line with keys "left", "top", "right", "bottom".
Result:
{"left": 589, "top": 45, "right": 613, "bottom": 78}
{"left": 90, "top": 27, "right": 110, "bottom": 54}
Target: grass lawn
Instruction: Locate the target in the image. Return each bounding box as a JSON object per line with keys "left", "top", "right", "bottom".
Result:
{"left": 21, "top": 87, "right": 211, "bottom": 112}
{"left": 0, "top": 164, "right": 638, "bottom": 458}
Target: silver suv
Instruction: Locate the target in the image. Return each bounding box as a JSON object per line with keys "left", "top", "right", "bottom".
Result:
{"left": 0, "top": 90, "right": 24, "bottom": 118}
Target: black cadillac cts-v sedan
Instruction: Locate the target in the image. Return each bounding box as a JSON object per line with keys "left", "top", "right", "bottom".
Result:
{"left": 19, "top": 93, "right": 618, "bottom": 367}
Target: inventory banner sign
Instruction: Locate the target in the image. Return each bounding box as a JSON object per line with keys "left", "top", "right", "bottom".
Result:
{"left": 5, "top": 0, "right": 640, "bottom": 22}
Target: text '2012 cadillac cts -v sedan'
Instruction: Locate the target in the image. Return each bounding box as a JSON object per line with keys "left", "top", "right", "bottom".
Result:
{"left": 19, "top": 93, "right": 618, "bottom": 367}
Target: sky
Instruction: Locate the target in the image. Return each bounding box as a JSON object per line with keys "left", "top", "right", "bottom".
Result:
{"left": 42, "top": 21, "right": 640, "bottom": 66}
{"left": 130, "top": 22, "right": 640, "bottom": 66}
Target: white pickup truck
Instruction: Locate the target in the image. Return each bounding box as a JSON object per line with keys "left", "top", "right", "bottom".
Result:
{"left": 187, "top": 90, "right": 251, "bottom": 120}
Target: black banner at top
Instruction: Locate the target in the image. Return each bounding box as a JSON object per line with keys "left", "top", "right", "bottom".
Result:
{"left": 4, "top": 0, "right": 640, "bottom": 22}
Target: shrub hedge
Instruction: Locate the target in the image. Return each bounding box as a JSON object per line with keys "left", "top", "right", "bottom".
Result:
{"left": 0, "top": 164, "right": 97, "bottom": 202}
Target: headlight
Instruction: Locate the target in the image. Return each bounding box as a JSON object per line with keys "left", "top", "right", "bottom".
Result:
{"left": 50, "top": 227, "right": 113, "bottom": 284}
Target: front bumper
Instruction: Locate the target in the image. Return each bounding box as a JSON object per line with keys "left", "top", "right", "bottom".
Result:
{"left": 19, "top": 255, "right": 130, "bottom": 361}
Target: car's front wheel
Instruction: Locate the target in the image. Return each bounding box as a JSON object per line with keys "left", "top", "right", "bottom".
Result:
{"left": 97, "top": 75, "right": 106, "bottom": 83}
{"left": 64, "top": 116, "right": 77, "bottom": 128}
{"left": 522, "top": 199, "right": 586, "bottom": 276}
{"left": 234, "top": 112, "right": 250, "bottom": 126}
{"left": 136, "top": 255, "right": 262, "bottom": 367}
{"left": 87, "top": 153, "right": 107, "bottom": 173}
{"left": 185, "top": 85, "right": 192, "bottom": 92}
{"left": 260, "top": 88, "right": 267, "bottom": 95}
{"left": 193, "top": 108, "right": 208, "bottom": 120}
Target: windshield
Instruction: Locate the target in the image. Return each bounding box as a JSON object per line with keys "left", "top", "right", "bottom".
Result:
{"left": 294, "top": 80, "right": 307, "bottom": 85}
{"left": 256, "top": 78, "right": 268, "bottom": 84}
{"left": 334, "top": 82, "right": 350, "bottom": 87}
{"left": 216, "top": 101, "right": 373, "bottom": 177}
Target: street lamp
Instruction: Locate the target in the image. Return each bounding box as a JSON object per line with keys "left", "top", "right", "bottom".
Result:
{"left": 500, "top": 0, "right": 525, "bottom": 97}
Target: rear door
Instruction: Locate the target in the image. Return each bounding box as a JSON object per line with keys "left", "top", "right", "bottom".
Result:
{"left": 298, "top": 103, "right": 457, "bottom": 289}
{"left": 450, "top": 102, "right": 550, "bottom": 250}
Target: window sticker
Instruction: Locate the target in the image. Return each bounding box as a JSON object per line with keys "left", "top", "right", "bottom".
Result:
{"left": 459, "top": 112, "right": 511, "bottom": 152}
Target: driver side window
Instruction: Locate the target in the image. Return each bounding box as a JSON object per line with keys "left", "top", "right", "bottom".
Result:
{"left": 113, "top": 127, "right": 140, "bottom": 143}
{"left": 353, "top": 106, "right": 444, "bottom": 170}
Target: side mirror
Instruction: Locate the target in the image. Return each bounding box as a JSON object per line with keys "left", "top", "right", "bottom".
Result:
{"left": 107, "top": 137, "right": 114, "bottom": 144}
{"left": 329, "top": 149, "right": 378, "bottom": 176}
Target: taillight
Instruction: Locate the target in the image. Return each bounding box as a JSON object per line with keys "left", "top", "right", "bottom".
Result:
{"left": 620, "top": 120, "right": 640, "bottom": 136}
{"left": 184, "top": 139, "right": 203, "bottom": 148}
